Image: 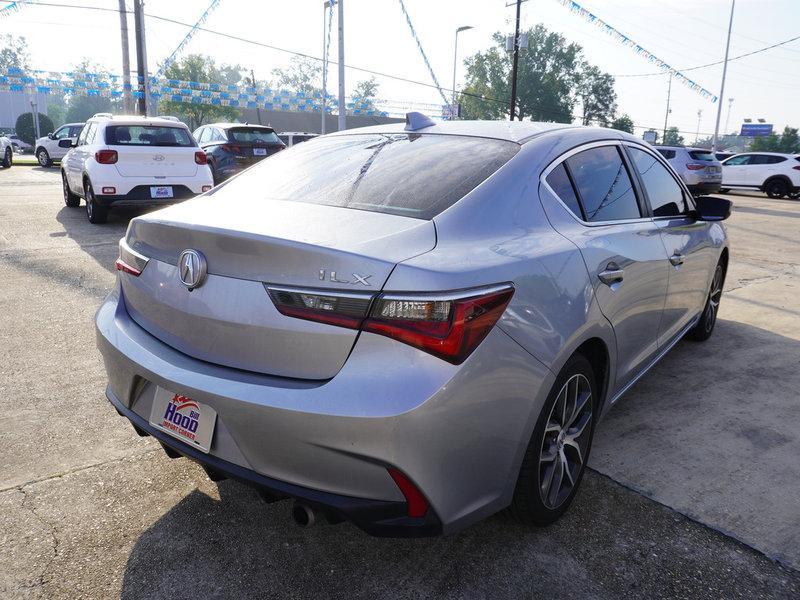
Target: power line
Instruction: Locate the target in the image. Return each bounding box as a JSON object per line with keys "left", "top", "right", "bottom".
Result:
{"left": 614, "top": 33, "right": 800, "bottom": 77}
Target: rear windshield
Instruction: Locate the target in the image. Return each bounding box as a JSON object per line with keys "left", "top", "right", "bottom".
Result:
{"left": 222, "top": 133, "right": 519, "bottom": 220}
{"left": 688, "top": 150, "right": 716, "bottom": 161}
{"left": 228, "top": 127, "right": 280, "bottom": 144}
{"left": 105, "top": 125, "right": 195, "bottom": 147}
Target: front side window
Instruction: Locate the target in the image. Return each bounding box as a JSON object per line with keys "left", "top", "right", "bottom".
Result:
{"left": 566, "top": 146, "right": 641, "bottom": 222}
{"left": 105, "top": 125, "right": 195, "bottom": 147}
{"left": 723, "top": 155, "right": 751, "bottom": 166}
{"left": 53, "top": 127, "right": 70, "bottom": 139}
{"left": 227, "top": 127, "right": 280, "bottom": 144}
{"left": 219, "top": 133, "right": 519, "bottom": 220}
{"left": 77, "top": 124, "right": 91, "bottom": 145}
{"left": 628, "top": 147, "right": 688, "bottom": 217}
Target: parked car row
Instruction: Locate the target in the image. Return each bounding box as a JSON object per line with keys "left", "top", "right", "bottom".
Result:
{"left": 654, "top": 145, "right": 800, "bottom": 200}
{"left": 55, "top": 113, "right": 318, "bottom": 222}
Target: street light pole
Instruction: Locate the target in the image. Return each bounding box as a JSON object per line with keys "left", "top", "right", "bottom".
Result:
{"left": 724, "top": 97, "right": 734, "bottom": 135}
{"left": 712, "top": 0, "right": 736, "bottom": 153}
{"left": 662, "top": 72, "right": 672, "bottom": 142}
{"left": 118, "top": 0, "right": 133, "bottom": 114}
{"left": 695, "top": 109, "right": 703, "bottom": 144}
{"left": 451, "top": 25, "right": 473, "bottom": 117}
{"left": 337, "top": 0, "right": 345, "bottom": 131}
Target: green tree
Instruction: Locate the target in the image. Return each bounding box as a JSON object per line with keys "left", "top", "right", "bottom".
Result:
{"left": 351, "top": 77, "right": 379, "bottom": 113}
{"left": 0, "top": 34, "right": 29, "bottom": 73}
{"left": 63, "top": 60, "right": 118, "bottom": 123}
{"left": 750, "top": 127, "right": 800, "bottom": 153}
{"left": 271, "top": 56, "right": 321, "bottom": 96}
{"left": 15, "top": 112, "right": 54, "bottom": 145}
{"left": 459, "top": 25, "right": 615, "bottom": 124}
{"left": 47, "top": 97, "right": 67, "bottom": 127}
{"left": 663, "top": 126, "right": 684, "bottom": 146}
{"left": 578, "top": 64, "right": 617, "bottom": 126}
{"left": 609, "top": 114, "right": 634, "bottom": 134}
{"left": 158, "top": 54, "right": 242, "bottom": 130}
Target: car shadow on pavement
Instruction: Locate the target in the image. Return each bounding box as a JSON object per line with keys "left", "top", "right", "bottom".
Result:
{"left": 116, "top": 318, "right": 800, "bottom": 599}
{"left": 55, "top": 205, "right": 147, "bottom": 275}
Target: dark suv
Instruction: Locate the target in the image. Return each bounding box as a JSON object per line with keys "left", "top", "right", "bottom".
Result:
{"left": 193, "top": 123, "right": 285, "bottom": 184}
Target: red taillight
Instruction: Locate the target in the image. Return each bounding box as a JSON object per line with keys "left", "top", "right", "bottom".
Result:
{"left": 95, "top": 149, "right": 118, "bottom": 164}
{"left": 266, "top": 284, "right": 514, "bottom": 365}
{"left": 686, "top": 163, "right": 705, "bottom": 171}
{"left": 195, "top": 151, "right": 207, "bottom": 165}
{"left": 364, "top": 286, "right": 514, "bottom": 364}
{"left": 115, "top": 257, "right": 141, "bottom": 276}
{"left": 387, "top": 468, "right": 428, "bottom": 518}
{"left": 221, "top": 144, "right": 243, "bottom": 155}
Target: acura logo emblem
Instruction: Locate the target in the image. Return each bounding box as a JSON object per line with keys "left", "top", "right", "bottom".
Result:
{"left": 178, "top": 249, "right": 207, "bottom": 290}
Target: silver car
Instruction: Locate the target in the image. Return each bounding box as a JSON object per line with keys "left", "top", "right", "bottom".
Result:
{"left": 654, "top": 145, "right": 723, "bottom": 196}
{"left": 96, "top": 115, "right": 731, "bottom": 536}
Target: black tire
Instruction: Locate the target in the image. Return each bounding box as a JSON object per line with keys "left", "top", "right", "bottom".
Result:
{"left": 209, "top": 161, "right": 219, "bottom": 186}
{"left": 84, "top": 180, "right": 108, "bottom": 223}
{"left": 764, "top": 178, "right": 789, "bottom": 199}
{"left": 62, "top": 172, "right": 80, "bottom": 207}
{"left": 36, "top": 148, "right": 52, "bottom": 168}
{"left": 1, "top": 147, "right": 11, "bottom": 168}
{"left": 687, "top": 262, "right": 724, "bottom": 342}
{"left": 508, "top": 353, "right": 597, "bottom": 526}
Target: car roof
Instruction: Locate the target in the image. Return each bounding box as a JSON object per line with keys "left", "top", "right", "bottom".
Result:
{"left": 326, "top": 119, "right": 576, "bottom": 144}
{"left": 89, "top": 115, "right": 189, "bottom": 127}
{"left": 205, "top": 123, "right": 275, "bottom": 130}
{"left": 737, "top": 151, "right": 796, "bottom": 156}
{"left": 279, "top": 132, "right": 317, "bottom": 136}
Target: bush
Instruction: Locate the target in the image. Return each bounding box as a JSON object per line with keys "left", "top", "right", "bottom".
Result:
{"left": 14, "top": 112, "right": 55, "bottom": 146}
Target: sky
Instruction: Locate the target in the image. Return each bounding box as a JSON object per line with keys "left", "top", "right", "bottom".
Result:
{"left": 4, "top": 0, "right": 799, "bottom": 140}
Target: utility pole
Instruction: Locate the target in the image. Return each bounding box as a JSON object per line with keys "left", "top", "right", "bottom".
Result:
{"left": 251, "top": 69, "right": 262, "bottom": 124}
{"left": 509, "top": 0, "right": 522, "bottom": 121}
{"left": 712, "top": 0, "right": 736, "bottom": 153}
{"left": 118, "top": 0, "right": 133, "bottom": 114}
{"left": 662, "top": 72, "right": 672, "bottom": 142}
{"left": 321, "top": 0, "right": 332, "bottom": 134}
{"left": 695, "top": 109, "right": 703, "bottom": 144}
{"left": 337, "top": 0, "right": 345, "bottom": 131}
{"left": 451, "top": 26, "right": 473, "bottom": 117}
{"left": 30, "top": 98, "right": 41, "bottom": 140}
{"left": 133, "top": 0, "right": 151, "bottom": 117}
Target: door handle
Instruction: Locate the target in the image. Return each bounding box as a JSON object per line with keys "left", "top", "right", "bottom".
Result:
{"left": 669, "top": 253, "right": 684, "bottom": 266}
{"left": 598, "top": 263, "right": 624, "bottom": 286}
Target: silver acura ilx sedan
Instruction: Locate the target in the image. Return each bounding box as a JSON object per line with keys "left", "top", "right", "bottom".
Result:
{"left": 96, "top": 114, "right": 731, "bottom": 536}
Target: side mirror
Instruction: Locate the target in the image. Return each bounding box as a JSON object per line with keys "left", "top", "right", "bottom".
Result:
{"left": 58, "top": 139, "right": 75, "bottom": 149}
{"left": 47, "top": 133, "right": 56, "bottom": 140}
{"left": 695, "top": 195, "right": 732, "bottom": 221}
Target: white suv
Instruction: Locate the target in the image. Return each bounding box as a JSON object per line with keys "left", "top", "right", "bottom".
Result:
{"left": 721, "top": 152, "right": 800, "bottom": 199}
{"left": 61, "top": 114, "right": 213, "bottom": 223}
{"left": 655, "top": 146, "right": 723, "bottom": 196}
{"left": 35, "top": 122, "right": 84, "bottom": 167}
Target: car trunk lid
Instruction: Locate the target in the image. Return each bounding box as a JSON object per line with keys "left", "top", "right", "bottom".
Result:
{"left": 120, "top": 196, "right": 436, "bottom": 379}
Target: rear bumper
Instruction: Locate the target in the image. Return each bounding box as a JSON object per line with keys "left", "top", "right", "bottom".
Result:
{"left": 687, "top": 181, "right": 722, "bottom": 194}
{"left": 95, "top": 185, "right": 202, "bottom": 208}
{"left": 95, "top": 283, "right": 552, "bottom": 536}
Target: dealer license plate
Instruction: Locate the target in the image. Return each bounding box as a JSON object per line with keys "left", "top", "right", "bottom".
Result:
{"left": 150, "top": 186, "right": 174, "bottom": 199}
{"left": 149, "top": 388, "right": 217, "bottom": 453}
{"left": 253, "top": 147, "right": 267, "bottom": 156}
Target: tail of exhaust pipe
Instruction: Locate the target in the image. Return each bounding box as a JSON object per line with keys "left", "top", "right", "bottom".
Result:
{"left": 291, "top": 502, "right": 316, "bottom": 527}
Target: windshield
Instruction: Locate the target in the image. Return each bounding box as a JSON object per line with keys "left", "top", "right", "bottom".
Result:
{"left": 219, "top": 133, "right": 519, "bottom": 220}
{"left": 228, "top": 127, "right": 280, "bottom": 144}
{"left": 105, "top": 125, "right": 195, "bottom": 147}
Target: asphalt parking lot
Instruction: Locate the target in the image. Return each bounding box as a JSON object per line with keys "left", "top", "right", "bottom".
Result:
{"left": 1, "top": 164, "right": 799, "bottom": 599}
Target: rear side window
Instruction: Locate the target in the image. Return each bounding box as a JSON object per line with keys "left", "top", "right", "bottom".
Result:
{"left": 566, "top": 146, "right": 641, "bottom": 222}
{"left": 105, "top": 125, "right": 195, "bottom": 147}
{"left": 545, "top": 163, "right": 583, "bottom": 219}
{"left": 688, "top": 150, "right": 716, "bottom": 161}
{"left": 628, "top": 147, "right": 688, "bottom": 217}
{"left": 227, "top": 127, "right": 280, "bottom": 144}
{"left": 657, "top": 149, "right": 676, "bottom": 160}
{"left": 222, "top": 133, "right": 519, "bottom": 220}
{"left": 764, "top": 155, "right": 787, "bottom": 164}
{"left": 723, "top": 155, "right": 750, "bottom": 166}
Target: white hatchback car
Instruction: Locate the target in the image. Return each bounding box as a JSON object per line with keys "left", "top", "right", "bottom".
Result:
{"left": 35, "top": 122, "right": 84, "bottom": 167}
{"left": 721, "top": 152, "right": 800, "bottom": 199}
{"left": 1, "top": 135, "right": 12, "bottom": 168}
{"left": 61, "top": 114, "right": 213, "bottom": 223}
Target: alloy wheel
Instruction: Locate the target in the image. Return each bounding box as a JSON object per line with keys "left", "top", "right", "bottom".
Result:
{"left": 37, "top": 150, "right": 48, "bottom": 167}
{"left": 704, "top": 266, "right": 723, "bottom": 333}
{"left": 538, "top": 373, "right": 593, "bottom": 509}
